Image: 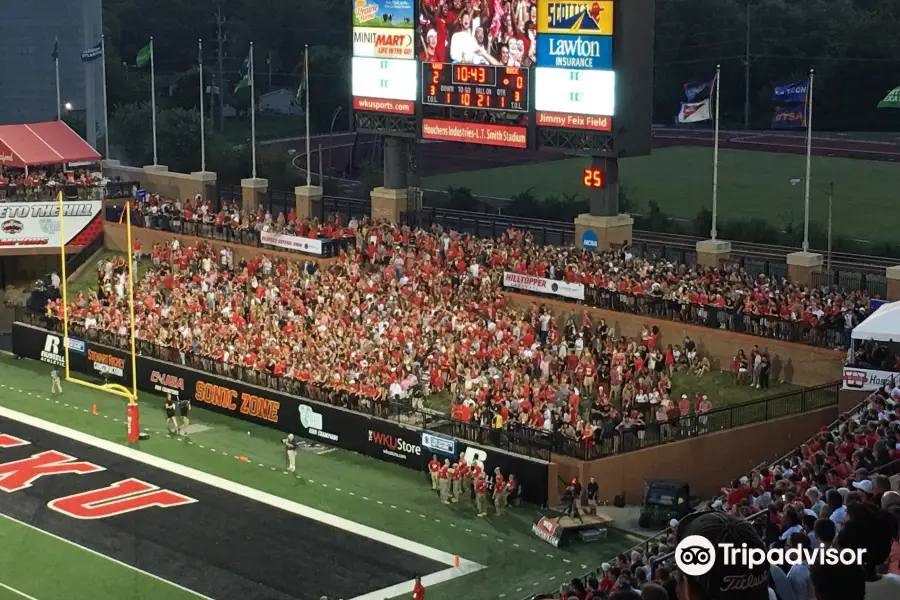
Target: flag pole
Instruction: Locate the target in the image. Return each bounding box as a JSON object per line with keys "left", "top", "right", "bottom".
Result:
{"left": 711, "top": 64, "right": 721, "bottom": 241}
{"left": 150, "top": 37, "right": 158, "bottom": 165}
{"left": 305, "top": 45, "right": 311, "bottom": 186}
{"left": 199, "top": 39, "right": 206, "bottom": 172}
{"left": 802, "top": 68, "right": 814, "bottom": 253}
{"left": 250, "top": 42, "right": 257, "bottom": 179}
{"left": 55, "top": 38, "right": 61, "bottom": 121}
{"left": 101, "top": 35, "right": 110, "bottom": 159}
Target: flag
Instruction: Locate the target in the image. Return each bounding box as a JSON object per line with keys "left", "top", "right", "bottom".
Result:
{"left": 296, "top": 52, "right": 308, "bottom": 103}
{"left": 136, "top": 42, "right": 152, "bottom": 68}
{"left": 772, "top": 80, "right": 808, "bottom": 103}
{"left": 81, "top": 42, "right": 102, "bottom": 62}
{"left": 234, "top": 55, "right": 251, "bottom": 92}
{"left": 877, "top": 86, "right": 900, "bottom": 109}
{"left": 771, "top": 105, "right": 807, "bottom": 129}
{"left": 677, "top": 98, "right": 712, "bottom": 123}
{"left": 51, "top": 38, "right": 59, "bottom": 61}
{"left": 684, "top": 76, "right": 715, "bottom": 102}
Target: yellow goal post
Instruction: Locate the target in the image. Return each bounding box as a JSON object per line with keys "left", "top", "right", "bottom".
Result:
{"left": 56, "top": 191, "right": 139, "bottom": 405}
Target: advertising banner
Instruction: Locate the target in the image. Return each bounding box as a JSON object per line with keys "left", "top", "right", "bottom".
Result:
{"left": 259, "top": 231, "right": 324, "bottom": 256}
{"left": 536, "top": 34, "right": 612, "bottom": 70}
{"left": 503, "top": 272, "right": 585, "bottom": 301}
{"left": 352, "top": 27, "right": 414, "bottom": 59}
{"left": 537, "top": 1, "right": 614, "bottom": 36}
{"left": 534, "top": 67, "right": 615, "bottom": 117}
{"left": 14, "top": 322, "right": 548, "bottom": 503}
{"left": 0, "top": 201, "right": 102, "bottom": 249}
{"left": 421, "top": 119, "right": 528, "bottom": 149}
{"left": 536, "top": 111, "right": 611, "bottom": 131}
{"left": 353, "top": 0, "right": 414, "bottom": 28}
{"left": 771, "top": 105, "right": 807, "bottom": 130}
{"left": 352, "top": 97, "right": 415, "bottom": 115}
{"left": 842, "top": 367, "right": 900, "bottom": 391}
{"left": 772, "top": 80, "right": 809, "bottom": 104}
{"left": 532, "top": 516, "right": 564, "bottom": 546}
{"left": 12, "top": 323, "right": 130, "bottom": 386}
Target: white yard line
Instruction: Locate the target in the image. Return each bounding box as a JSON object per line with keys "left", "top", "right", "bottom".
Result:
{"left": 0, "top": 513, "right": 210, "bottom": 599}
{"left": 0, "top": 582, "right": 40, "bottom": 600}
{"left": 0, "top": 405, "right": 483, "bottom": 597}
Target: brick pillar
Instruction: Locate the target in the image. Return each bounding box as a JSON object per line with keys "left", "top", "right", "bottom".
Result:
{"left": 574, "top": 213, "right": 634, "bottom": 251}
{"left": 696, "top": 240, "right": 732, "bottom": 268}
{"left": 887, "top": 266, "right": 900, "bottom": 301}
{"left": 370, "top": 187, "right": 408, "bottom": 224}
{"left": 191, "top": 171, "right": 217, "bottom": 203}
{"left": 786, "top": 252, "right": 823, "bottom": 287}
{"left": 295, "top": 185, "right": 323, "bottom": 220}
{"left": 241, "top": 177, "right": 268, "bottom": 215}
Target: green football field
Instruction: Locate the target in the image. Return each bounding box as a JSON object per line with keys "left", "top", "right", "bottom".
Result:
{"left": 0, "top": 354, "right": 641, "bottom": 600}
{"left": 421, "top": 146, "right": 900, "bottom": 242}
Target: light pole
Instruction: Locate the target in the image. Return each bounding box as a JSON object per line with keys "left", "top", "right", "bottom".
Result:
{"left": 328, "top": 105, "right": 343, "bottom": 172}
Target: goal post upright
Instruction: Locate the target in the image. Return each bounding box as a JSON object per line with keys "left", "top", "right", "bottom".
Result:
{"left": 56, "top": 191, "right": 138, "bottom": 405}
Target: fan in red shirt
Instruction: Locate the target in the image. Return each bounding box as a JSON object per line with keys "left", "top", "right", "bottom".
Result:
{"left": 412, "top": 575, "right": 425, "bottom": 600}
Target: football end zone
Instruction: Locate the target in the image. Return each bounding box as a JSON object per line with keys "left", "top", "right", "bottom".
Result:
{"left": 0, "top": 404, "right": 484, "bottom": 600}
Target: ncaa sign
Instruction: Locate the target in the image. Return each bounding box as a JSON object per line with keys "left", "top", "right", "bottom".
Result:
{"left": 536, "top": 34, "right": 612, "bottom": 70}
{"left": 581, "top": 229, "right": 598, "bottom": 251}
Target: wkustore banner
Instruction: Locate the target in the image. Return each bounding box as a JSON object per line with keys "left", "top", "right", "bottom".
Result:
{"left": 13, "top": 322, "right": 550, "bottom": 504}
{"left": 503, "top": 271, "right": 585, "bottom": 301}
{"left": 0, "top": 201, "right": 102, "bottom": 249}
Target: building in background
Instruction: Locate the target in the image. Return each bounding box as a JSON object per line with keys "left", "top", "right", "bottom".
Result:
{"left": 258, "top": 89, "right": 303, "bottom": 116}
{"left": 0, "top": 0, "right": 104, "bottom": 149}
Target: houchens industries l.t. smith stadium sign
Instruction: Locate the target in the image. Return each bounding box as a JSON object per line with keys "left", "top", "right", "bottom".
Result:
{"left": 0, "top": 201, "right": 102, "bottom": 249}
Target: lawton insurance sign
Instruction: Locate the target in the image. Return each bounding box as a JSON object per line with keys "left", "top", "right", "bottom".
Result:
{"left": 0, "top": 201, "right": 102, "bottom": 248}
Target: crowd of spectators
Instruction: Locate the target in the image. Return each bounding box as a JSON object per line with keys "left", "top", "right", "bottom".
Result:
{"left": 0, "top": 168, "right": 102, "bottom": 200}
{"left": 554, "top": 385, "right": 900, "bottom": 600}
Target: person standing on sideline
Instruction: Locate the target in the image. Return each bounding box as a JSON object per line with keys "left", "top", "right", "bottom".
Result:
{"left": 164, "top": 394, "right": 178, "bottom": 434}
{"left": 438, "top": 459, "right": 451, "bottom": 504}
{"left": 178, "top": 395, "right": 191, "bottom": 435}
{"left": 586, "top": 476, "right": 599, "bottom": 515}
{"left": 283, "top": 434, "right": 298, "bottom": 472}
{"left": 450, "top": 462, "right": 462, "bottom": 503}
{"left": 493, "top": 469, "right": 506, "bottom": 515}
{"left": 50, "top": 368, "right": 62, "bottom": 395}
{"left": 475, "top": 473, "right": 490, "bottom": 517}
{"left": 412, "top": 574, "right": 425, "bottom": 600}
{"left": 428, "top": 455, "right": 441, "bottom": 491}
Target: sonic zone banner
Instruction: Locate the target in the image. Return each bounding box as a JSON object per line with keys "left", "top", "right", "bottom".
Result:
{"left": 0, "top": 201, "right": 102, "bottom": 249}
{"left": 503, "top": 271, "right": 585, "bottom": 301}
{"left": 842, "top": 367, "right": 900, "bottom": 391}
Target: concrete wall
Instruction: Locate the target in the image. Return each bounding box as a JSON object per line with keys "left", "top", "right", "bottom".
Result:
{"left": 553, "top": 406, "right": 837, "bottom": 504}
{"left": 103, "top": 163, "right": 215, "bottom": 202}
{"left": 505, "top": 292, "right": 844, "bottom": 387}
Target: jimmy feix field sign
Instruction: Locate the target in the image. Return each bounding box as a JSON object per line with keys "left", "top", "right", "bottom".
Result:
{"left": 0, "top": 201, "right": 102, "bottom": 248}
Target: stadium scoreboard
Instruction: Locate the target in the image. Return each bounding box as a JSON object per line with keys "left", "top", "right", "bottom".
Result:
{"left": 422, "top": 63, "right": 529, "bottom": 112}
{"left": 350, "top": 0, "right": 654, "bottom": 157}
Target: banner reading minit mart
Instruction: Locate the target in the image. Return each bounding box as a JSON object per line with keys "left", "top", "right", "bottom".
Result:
{"left": 535, "top": 0, "right": 616, "bottom": 131}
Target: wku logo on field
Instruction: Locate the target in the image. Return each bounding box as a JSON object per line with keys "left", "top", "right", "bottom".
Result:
{"left": 0, "top": 433, "right": 197, "bottom": 519}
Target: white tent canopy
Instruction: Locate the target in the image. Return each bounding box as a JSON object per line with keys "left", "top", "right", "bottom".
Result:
{"left": 852, "top": 301, "right": 900, "bottom": 343}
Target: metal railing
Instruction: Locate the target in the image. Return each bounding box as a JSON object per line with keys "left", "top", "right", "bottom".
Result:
{"left": 19, "top": 309, "right": 839, "bottom": 463}
{"left": 556, "top": 382, "right": 840, "bottom": 461}
{"left": 105, "top": 206, "right": 354, "bottom": 260}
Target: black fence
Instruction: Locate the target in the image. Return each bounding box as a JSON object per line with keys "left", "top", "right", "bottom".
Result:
{"left": 105, "top": 205, "right": 353, "bottom": 260}
{"left": 17, "top": 309, "right": 839, "bottom": 465}
{"left": 556, "top": 381, "right": 840, "bottom": 461}
{"left": 13, "top": 317, "right": 552, "bottom": 505}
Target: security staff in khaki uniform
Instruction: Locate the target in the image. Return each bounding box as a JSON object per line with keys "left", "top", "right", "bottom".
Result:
{"left": 450, "top": 463, "right": 462, "bottom": 503}
{"left": 475, "top": 472, "right": 490, "bottom": 517}
{"left": 428, "top": 455, "right": 441, "bottom": 491}
{"left": 438, "top": 459, "right": 451, "bottom": 504}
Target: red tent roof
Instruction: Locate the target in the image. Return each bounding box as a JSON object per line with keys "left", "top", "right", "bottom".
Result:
{"left": 0, "top": 121, "right": 101, "bottom": 168}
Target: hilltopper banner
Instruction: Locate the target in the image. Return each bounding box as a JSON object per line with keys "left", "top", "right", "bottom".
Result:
{"left": 0, "top": 201, "right": 102, "bottom": 249}
{"left": 503, "top": 272, "right": 585, "bottom": 301}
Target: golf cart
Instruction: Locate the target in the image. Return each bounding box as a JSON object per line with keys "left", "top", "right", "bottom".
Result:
{"left": 638, "top": 479, "right": 693, "bottom": 529}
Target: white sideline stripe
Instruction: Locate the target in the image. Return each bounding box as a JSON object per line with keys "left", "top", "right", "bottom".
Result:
{"left": 0, "top": 582, "right": 40, "bottom": 600}
{"left": 0, "top": 406, "right": 482, "bottom": 573}
{"left": 349, "top": 562, "right": 482, "bottom": 600}
{"left": 0, "top": 513, "right": 211, "bottom": 599}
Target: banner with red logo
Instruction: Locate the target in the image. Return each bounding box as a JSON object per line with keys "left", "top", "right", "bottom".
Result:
{"left": 842, "top": 366, "right": 899, "bottom": 391}
{"left": 0, "top": 201, "right": 102, "bottom": 249}
{"left": 503, "top": 272, "right": 585, "bottom": 301}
